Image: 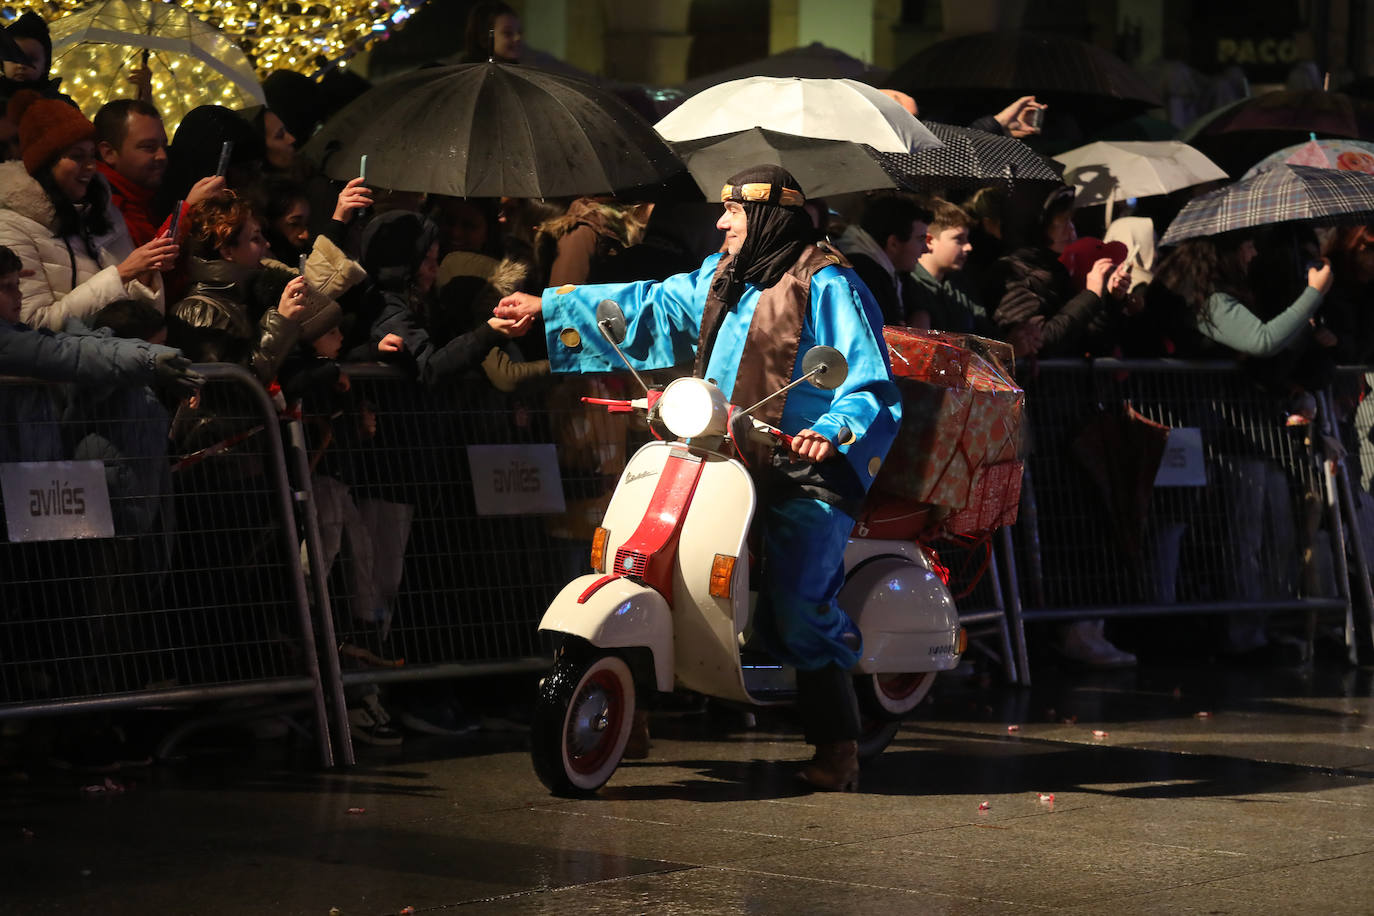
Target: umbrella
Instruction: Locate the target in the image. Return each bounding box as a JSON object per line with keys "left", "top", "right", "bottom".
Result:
{"left": 876, "top": 121, "right": 1062, "bottom": 193}
{"left": 1159, "top": 165, "right": 1374, "bottom": 246}
{"left": 1179, "top": 90, "right": 1374, "bottom": 178}
{"left": 677, "top": 42, "right": 888, "bottom": 97}
{"left": 47, "top": 0, "right": 264, "bottom": 135}
{"left": 303, "top": 62, "right": 685, "bottom": 199}
{"left": 1242, "top": 138, "right": 1374, "bottom": 179}
{"left": 654, "top": 76, "right": 940, "bottom": 154}
{"left": 669, "top": 127, "right": 899, "bottom": 198}
{"left": 1055, "top": 141, "right": 1228, "bottom": 208}
{"left": 885, "top": 31, "right": 1162, "bottom": 127}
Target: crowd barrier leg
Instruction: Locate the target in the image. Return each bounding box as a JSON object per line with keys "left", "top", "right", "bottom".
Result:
{"left": 282, "top": 417, "right": 355, "bottom": 766}
{"left": 999, "top": 524, "right": 1031, "bottom": 686}
{"left": 1318, "top": 391, "right": 1374, "bottom": 665}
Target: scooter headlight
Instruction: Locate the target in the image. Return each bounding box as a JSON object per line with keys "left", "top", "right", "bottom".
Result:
{"left": 656, "top": 377, "right": 728, "bottom": 439}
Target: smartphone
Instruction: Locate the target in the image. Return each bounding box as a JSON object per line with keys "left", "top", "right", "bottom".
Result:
{"left": 167, "top": 199, "right": 184, "bottom": 239}
{"left": 298, "top": 252, "right": 308, "bottom": 276}
{"left": 359, "top": 154, "right": 368, "bottom": 183}
{"left": 1023, "top": 107, "right": 1044, "bottom": 131}
{"left": 215, "top": 140, "right": 233, "bottom": 177}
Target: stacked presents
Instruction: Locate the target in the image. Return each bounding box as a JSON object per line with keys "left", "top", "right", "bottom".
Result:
{"left": 858, "top": 328, "right": 1024, "bottom": 540}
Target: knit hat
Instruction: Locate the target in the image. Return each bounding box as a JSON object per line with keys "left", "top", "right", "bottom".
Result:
{"left": 297, "top": 292, "right": 342, "bottom": 342}
{"left": 1058, "top": 236, "right": 1128, "bottom": 293}
{"left": 8, "top": 89, "right": 95, "bottom": 176}
{"left": 6, "top": 12, "right": 52, "bottom": 73}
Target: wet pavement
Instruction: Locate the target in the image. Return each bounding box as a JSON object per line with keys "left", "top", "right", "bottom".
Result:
{"left": 2, "top": 660, "right": 1372, "bottom": 915}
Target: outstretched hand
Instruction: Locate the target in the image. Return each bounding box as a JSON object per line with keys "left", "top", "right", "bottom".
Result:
{"left": 489, "top": 315, "right": 533, "bottom": 338}
{"left": 495, "top": 292, "right": 543, "bottom": 321}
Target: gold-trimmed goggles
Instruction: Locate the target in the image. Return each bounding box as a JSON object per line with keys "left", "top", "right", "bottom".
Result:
{"left": 721, "top": 182, "right": 806, "bottom": 208}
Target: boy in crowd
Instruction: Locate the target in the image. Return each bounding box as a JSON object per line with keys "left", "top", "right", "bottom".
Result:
{"left": 837, "top": 195, "right": 930, "bottom": 326}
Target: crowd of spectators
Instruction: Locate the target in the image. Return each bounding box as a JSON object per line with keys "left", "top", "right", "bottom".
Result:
{"left": 0, "top": 2, "right": 1361, "bottom": 771}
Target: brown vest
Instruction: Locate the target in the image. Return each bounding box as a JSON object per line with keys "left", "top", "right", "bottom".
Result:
{"left": 694, "top": 243, "right": 847, "bottom": 429}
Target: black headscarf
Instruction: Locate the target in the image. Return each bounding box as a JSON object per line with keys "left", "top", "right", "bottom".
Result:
{"left": 710, "top": 164, "right": 813, "bottom": 306}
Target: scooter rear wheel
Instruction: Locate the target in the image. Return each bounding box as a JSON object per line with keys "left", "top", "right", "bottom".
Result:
{"left": 531, "top": 645, "right": 636, "bottom": 796}
{"left": 854, "top": 672, "right": 937, "bottom": 760}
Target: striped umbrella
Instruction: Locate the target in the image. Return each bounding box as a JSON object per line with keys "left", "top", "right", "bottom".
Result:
{"left": 1159, "top": 165, "right": 1374, "bottom": 246}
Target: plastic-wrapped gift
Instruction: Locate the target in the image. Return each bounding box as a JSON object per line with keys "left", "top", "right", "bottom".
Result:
{"left": 872, "top": 328, "right": 1024, "bottom": 511}
{"left": 944, "top": 459, "right": 1023, "bottom": 536}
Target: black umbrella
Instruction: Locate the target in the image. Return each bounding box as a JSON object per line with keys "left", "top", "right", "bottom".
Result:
{"left": 886, "top": 31, "right": 1162, "bottom": 127}
{"left": 670, "top": 127, "right": 900, "bottom": 198}
{"left": 875, "top": 121, "right": 1062, "bottom": 193}
{"left": 303, "top": 62, "right": 685, "bottom": 198}
{"left": 677, "top": 42, "right": 888, "bottom": 97}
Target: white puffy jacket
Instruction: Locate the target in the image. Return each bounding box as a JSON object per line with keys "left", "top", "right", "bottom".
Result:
{"left": 0, "top": 160, "right": 158, "bottom": 331}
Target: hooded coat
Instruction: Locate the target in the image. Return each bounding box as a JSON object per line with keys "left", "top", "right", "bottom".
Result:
{"left": 0, "top": 160, "right": 157, "bottom": 331}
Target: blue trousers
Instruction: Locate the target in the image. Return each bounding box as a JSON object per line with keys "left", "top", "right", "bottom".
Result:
{"left": 754, "top": 496, "right": 863, "bottom": 672}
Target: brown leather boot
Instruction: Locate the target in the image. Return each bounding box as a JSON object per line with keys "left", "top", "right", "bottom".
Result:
{"left": 622, "top": 709, "right": 651, "bottom": 759}
{"left": 799, "top": 739, "right": 859, "bottom": 792}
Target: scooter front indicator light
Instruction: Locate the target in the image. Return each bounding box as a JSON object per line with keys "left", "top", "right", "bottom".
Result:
{"left": 709, "top": 554, "right": 736, "bottom": 599}
{"left": 590, "top": 527, "right": 609, "bottom": 573}
{"left": 956, "top": 627, "right": 968, "bottom": 656}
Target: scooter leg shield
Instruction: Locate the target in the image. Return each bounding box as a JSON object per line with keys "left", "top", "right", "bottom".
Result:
{"left": 539, "top": 575, "right": 675, "bottom": 692}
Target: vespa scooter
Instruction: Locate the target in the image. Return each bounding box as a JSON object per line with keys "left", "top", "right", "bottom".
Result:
{"left": 531, "top": 301, "right": 964, "bottom": 795}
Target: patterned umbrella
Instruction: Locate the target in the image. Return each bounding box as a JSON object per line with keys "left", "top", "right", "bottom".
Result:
{"left": 1242, "top": 138, "right": 1374, "bottom": 179}
{"left": 1179, "top": 90, "right": 1374, "bottom": 178}
{"left": 875, "top": 121, "right": 1061, "bottom": 192}
{"left": 1159, "top": 165, "right": 1374, "bottom": 246}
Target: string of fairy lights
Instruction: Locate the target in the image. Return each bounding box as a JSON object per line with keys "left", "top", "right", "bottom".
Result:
{"left": 4, "top": 1, "right": 424, "bottom": 128}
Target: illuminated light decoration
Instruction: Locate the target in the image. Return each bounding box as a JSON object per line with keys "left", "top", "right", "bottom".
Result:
{"left": 9, "top": 1, "right": 426, "bottom": 130}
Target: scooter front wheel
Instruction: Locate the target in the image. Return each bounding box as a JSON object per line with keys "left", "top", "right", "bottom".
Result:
{"left": 531, "top": 645, "right": 636, "bottom": 796}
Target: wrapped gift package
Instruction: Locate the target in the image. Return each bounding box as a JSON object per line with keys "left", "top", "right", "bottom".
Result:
{"left": 944, "top": 460, "right": 1023, "bottom": 535}
{"left": 863, "top": 328, "right": 1024, "bottom": 538}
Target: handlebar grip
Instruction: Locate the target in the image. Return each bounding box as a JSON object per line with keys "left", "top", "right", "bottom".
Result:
{"left": 581, "top": 396, "right": 636, "bottom": 413}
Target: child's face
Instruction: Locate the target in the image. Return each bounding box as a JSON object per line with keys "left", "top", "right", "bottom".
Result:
{"left": 312, "top": 326, "right": 343, "bottom": 360}
{"left": 2, "top": 37, "right": 46, "bottom": 83}
{"left": 0, "top": 270, "right": 20, "bottom": 324}
{"left": 925, "top": 226, "right": 972, "bottom": 273}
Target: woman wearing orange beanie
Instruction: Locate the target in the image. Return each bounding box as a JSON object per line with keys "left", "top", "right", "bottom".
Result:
{"left": 0, "top": 89, "right": 176, "bottom": 330}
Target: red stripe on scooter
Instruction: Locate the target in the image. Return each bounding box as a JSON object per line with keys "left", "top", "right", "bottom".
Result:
{"left": 577, "top": 574, "right": 620, "bottom": 604}
{"left": 614, "top": 448, "right": 704, "bottom": 604}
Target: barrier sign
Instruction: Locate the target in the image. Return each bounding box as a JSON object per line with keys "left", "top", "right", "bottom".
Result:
{"left": 1154, "top": 427, "right": 1207, "bottom": 487}
{"left": 467, "top": 444, "right": 567, "bottom": 516}
{"left": 1, "top": 460, "right": 114, "bottom": 541}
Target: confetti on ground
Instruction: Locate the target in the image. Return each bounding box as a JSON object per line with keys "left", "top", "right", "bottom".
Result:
{"left": 329, "top": 908, "right": 342, "bottom": 916}
{"left": 978, "top": 801, "right": 991, "bottom": 811}
{"left": 1092, "top": 730, "right": 1109, "bottom": 738}
{"left": 1006, "top": 724, "right": 1020, "bottom": 733}
{"left": 1038, "top": 793, "right": 1055, "bottom": 803}
{"left": 400, "top": 908, "right": 416, "bottom": 915}
{"left": 346, "top": 807, "right": 366, "bottom": 815}
{"left": 1195, "top": 711, "right": 1212, "bottom": 719}
{"left": 1060, "top": 716, "right": 1078, "bottom": 725}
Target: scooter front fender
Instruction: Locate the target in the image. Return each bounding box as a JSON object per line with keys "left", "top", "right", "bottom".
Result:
{"left": 539, "top": 575, "right": 674, "bottom": 692}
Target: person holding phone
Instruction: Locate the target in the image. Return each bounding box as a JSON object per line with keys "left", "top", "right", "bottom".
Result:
{"left": 0, "top": 90, "right": 182, "bottom": 331}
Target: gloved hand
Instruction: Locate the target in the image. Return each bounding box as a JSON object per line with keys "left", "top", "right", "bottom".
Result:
{"left": 153, "top": 351, "right": 206, "bottom": 393}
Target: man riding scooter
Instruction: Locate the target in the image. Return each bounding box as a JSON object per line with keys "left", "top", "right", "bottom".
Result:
{"left": 496, "top": 165, "right": 901, "bottom": 791}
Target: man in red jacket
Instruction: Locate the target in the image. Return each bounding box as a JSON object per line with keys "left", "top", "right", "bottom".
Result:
{"left": 94, "top": 99, "right": 221, "bottom": 247}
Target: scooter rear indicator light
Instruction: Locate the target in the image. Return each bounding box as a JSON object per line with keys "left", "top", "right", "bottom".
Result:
{"left": 709, "top": 554, "right": 736, "bottom": 599}
{"left": 957, "top": 627, "right": 968, "bottom": 655}
{"left": 590, "top": 527, "right": 609, "bottom": 573}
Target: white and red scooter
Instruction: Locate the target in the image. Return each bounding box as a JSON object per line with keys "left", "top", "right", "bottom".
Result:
{"left": 531, "top": 301, "right": 964, "bottom": 795}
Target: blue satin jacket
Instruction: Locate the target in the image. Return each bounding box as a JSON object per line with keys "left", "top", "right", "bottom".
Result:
{"left": 541, "top": 251, "right": 902, "bottom": 493}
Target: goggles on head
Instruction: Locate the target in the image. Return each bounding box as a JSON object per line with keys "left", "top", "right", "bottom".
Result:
{"left": 721, "top": 182, "right": 805, "bottom": 209}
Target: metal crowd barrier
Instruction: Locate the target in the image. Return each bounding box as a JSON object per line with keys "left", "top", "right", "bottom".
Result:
{"left": 1008, "top": 358, "right": 1373, "bottom": 683}
{"left": 12, "top": 355, "right": 1368, "bottom": 765}
{"left": 0, "top": 365, "right": 337, "bottom": 766}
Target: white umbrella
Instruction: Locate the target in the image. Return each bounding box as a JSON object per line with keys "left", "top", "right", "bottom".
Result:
{"left": 654, "top": 76, "right": 940, "bottom": 154}
{"left": 48, "top": 0, "right": 264, "bottom": 134}
{"left": 1055, "top": 140, "right": 1228, "bottom": 207}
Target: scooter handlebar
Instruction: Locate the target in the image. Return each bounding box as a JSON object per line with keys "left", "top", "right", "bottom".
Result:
{"left": 581, "top": 396, "right": 650, "bottom": 414}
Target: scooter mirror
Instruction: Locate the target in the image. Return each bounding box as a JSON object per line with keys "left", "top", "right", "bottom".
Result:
{"left": 801, "top": 346, "right": 848, "bottom": 390}
{"left": 595, "top": 299, "right": 628, "bottom": 345}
